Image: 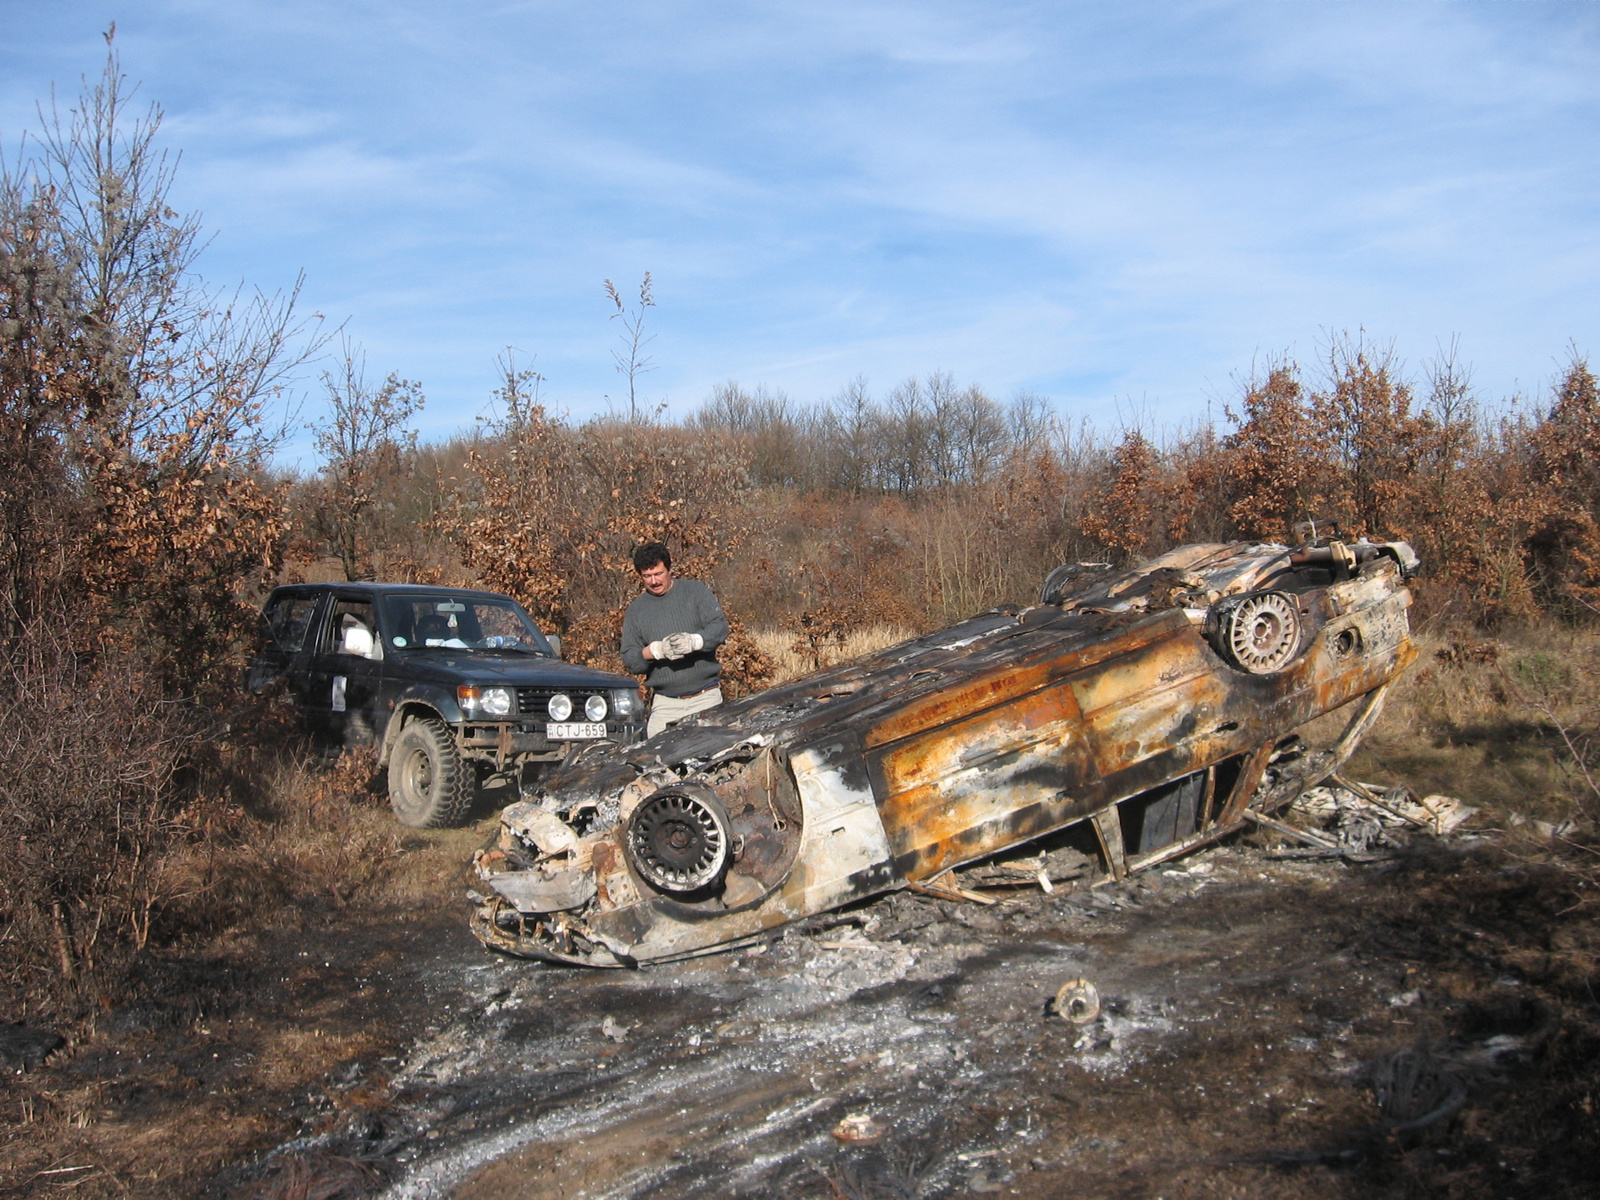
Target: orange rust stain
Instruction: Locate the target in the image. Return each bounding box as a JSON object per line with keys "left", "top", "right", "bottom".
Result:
{"left": 1070, "top": 629, "right": 1208, "bottom": 719}
{"left": 874, "top": 684, "right": 1089, "bottom": 870}
{"left": 863, "top": 611, "right": 1188, "bottom": 751}
{"left": 884, "top": 769, "right": 1075, "bottom": 877}
{"left": 864, "top": 659, "right": 1069, "bottom": 750}
{"left": 1081, "top": 675, "right": 1232, "bottom": 778}
{"left": 876, "top": 687, "right": 1080, "bottom": 795}
{"left": 591, "top": 840, "right": 635, "bottom": 909}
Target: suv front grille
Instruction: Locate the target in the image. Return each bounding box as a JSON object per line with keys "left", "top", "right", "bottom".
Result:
{"left": 516, "top": 688, "right": 557, "bottom": 717}
{"left": 516, "top": 686, "right": 619, "bottom": 718}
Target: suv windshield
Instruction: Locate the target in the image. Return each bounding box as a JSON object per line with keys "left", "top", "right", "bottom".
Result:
{"left": 383, "top": 595, "right": 551, "bottom": 655}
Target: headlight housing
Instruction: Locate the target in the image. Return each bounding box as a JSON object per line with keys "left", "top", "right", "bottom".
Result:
{"left": 610, "top": 687, "right": 643, "bottom": 720}
{"left": 547, "top": 693, "right": 573, "bottom": 721}
{"left": 458, "top": 685, "right": 513, "bottom": 717}
{"left": 585, "top": 693, "right": 609, "bottom": 722}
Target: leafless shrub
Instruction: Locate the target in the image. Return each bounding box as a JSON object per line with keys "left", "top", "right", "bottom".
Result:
{"left": 0, "top": 618, "right": 201, "bottom": 1015}
{"left": 305, "top": 339, "right": 425, "bottom": 582}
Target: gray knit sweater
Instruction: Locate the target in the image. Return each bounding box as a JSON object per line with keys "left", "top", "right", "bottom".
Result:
{"left": 619, "top": 578, "right": 729, "bottom": 696}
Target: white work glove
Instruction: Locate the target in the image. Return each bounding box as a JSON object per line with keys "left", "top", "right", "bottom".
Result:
{"left": 662, "top": 631, "right": 697, "bottom": 659}
{"left": 647, "top": 639, "right": 670, "bottom": 661}
{"left": 689, "top": 633, "right": 704, "bottom": 651}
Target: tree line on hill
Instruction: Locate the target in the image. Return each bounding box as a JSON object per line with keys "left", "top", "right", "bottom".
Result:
{"left": 300, "top": 337, "right": 1600, "bottom": 677}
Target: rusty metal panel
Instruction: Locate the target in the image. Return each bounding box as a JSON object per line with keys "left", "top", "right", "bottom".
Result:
{"left": 1071, "top": 625, "right": 1232, "bottom": 779}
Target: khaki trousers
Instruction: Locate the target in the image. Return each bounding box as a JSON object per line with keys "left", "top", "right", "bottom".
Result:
{"left": 647, "top": 686, "right": 723, "bottom": 738}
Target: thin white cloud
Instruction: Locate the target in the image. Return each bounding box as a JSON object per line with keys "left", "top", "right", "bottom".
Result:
{"left": 4, "top": 0, "right": 1599, "bottom": 440}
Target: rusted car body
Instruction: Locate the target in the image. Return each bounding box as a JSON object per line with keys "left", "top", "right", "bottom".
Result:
{"left": 471, "top": 538, "right": 1420, "bottom": 966}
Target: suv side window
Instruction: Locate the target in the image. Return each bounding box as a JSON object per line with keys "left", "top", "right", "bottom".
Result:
{"left": 264, "top": 594, "right": 319, "bottom": 652}
{"left": 325, "top": 598, "right": 379, "bottom": 657}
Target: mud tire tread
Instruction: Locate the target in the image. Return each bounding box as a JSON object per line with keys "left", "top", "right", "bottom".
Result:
{"left": 387, "top": 716, "right": 472, "bottom": 828}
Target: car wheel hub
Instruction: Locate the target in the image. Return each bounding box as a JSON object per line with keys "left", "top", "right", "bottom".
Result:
{"left": 627, "top": 786, "right": 732, "bottom": 893}
{"left": 1222, "top": 591, "right": 1301, "bottom": 673}
{"left": 407, "top": 749, "right": 434, "bottom": 795}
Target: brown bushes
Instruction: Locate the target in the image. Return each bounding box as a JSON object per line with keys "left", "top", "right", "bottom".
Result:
{"left": 0, "top": 625, "right": 201, "bottom": 1014}
{"left": 363, "top": 338, "right": 1600, "bottom": 670}
{"left": 0, "top": 47, "right": 313, "bottom": 1017}
{"left": 434, "top": 357, "right": 767, "bottom": 684}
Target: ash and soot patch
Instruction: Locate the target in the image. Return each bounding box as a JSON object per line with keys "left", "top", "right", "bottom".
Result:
{"left": 215, "top": 834, "right": 1596, "bottom": 1200}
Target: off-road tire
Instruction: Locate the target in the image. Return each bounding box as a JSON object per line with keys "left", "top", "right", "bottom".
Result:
{"left": 387, "top": 716, "right": 472, "bottom": 828}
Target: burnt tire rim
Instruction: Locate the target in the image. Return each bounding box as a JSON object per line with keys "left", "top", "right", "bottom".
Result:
{"left": 627, "top": 787, "right": 732, "bottom": 893}
{"left": 1223, "top": 591, "right": 1302, "bottom": 673}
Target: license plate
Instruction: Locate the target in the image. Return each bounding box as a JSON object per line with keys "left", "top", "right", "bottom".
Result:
{"left": 547, "top": 722, "right": 607, "bottom": 740}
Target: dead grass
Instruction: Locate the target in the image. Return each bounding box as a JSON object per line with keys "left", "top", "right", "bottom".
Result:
{"left": 0, "top": 735, "right": 486, "bottom": 1200}
{"left": 152, "top": 741, "right": 494, "bottom": 948}
{"left": 251, "top": 1028, "right": 390, "bottom": 1093}
{"left": 1347, "top": 624, "right": 1600, "bottom": 829}
{"left": 749, "top": 624, "right": 916, "bottom": 685}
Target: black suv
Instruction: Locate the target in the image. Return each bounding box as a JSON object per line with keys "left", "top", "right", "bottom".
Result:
{"left": 249, "top": 583, "right": 645, "bottom": 826}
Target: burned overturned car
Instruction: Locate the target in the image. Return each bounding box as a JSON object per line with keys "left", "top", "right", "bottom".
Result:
{"left": 471, "top": 537, "right": 1420, "bottom": 966}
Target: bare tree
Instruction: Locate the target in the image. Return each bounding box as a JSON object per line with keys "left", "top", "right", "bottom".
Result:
{"left": 309, "top": 338, "right": 425, "bottom": 580}
{"left": 821, "top": 375, "right": 878, "bottom": 493}
{"left": 604, "top": 272, "right": 656, "bottom": 423}
{"left": 1007, "top": 390, "right": 1054, "bottom": 452}
{"left": 0, "top": 33, "right": 323, "bottom": 692}
{"left": 884, "top": 377, "right": 930, "bottom": 496}
{"left": 954, "top": 384, "right": 1007, "bottom": 485}
{"left": 695, "top": 380, "right": 757, "bottom": 431}
{"left": 925, "top": 371, "right": 962, "bottom": 486}
{"left": 691, "top": 381, "right": 801, "bottom": 487}
{"left": 35, "top": 34, "right": 319, "bottom": 463}
{"left": 489, "top": 345, "right": 547, "bottom": 435}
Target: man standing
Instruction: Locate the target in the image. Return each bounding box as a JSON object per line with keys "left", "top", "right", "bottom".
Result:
{"left": 620, "top": 542, "right": 729, "bottom": 737}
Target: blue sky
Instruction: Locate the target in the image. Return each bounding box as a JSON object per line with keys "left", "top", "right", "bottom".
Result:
{"left": 3, "top": 1, "right": 1598, "bottom": 464}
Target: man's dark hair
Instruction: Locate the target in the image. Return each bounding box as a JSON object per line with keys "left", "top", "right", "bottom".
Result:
{"left": 633, "top": 542, "right": 671, "bottom": 573}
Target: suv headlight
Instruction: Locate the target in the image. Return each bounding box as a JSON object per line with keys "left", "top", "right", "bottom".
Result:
{"left": 458, "top": 686, "right": 514, "bottom": 717}
{"left": 610, "top": 687, "right": 643, "bottom": 720}
{"left": 585, "top": 694, "right": 608, "bottom": 722}
{"left": 547, "top": 693, "right": 573, "bottom": 721}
